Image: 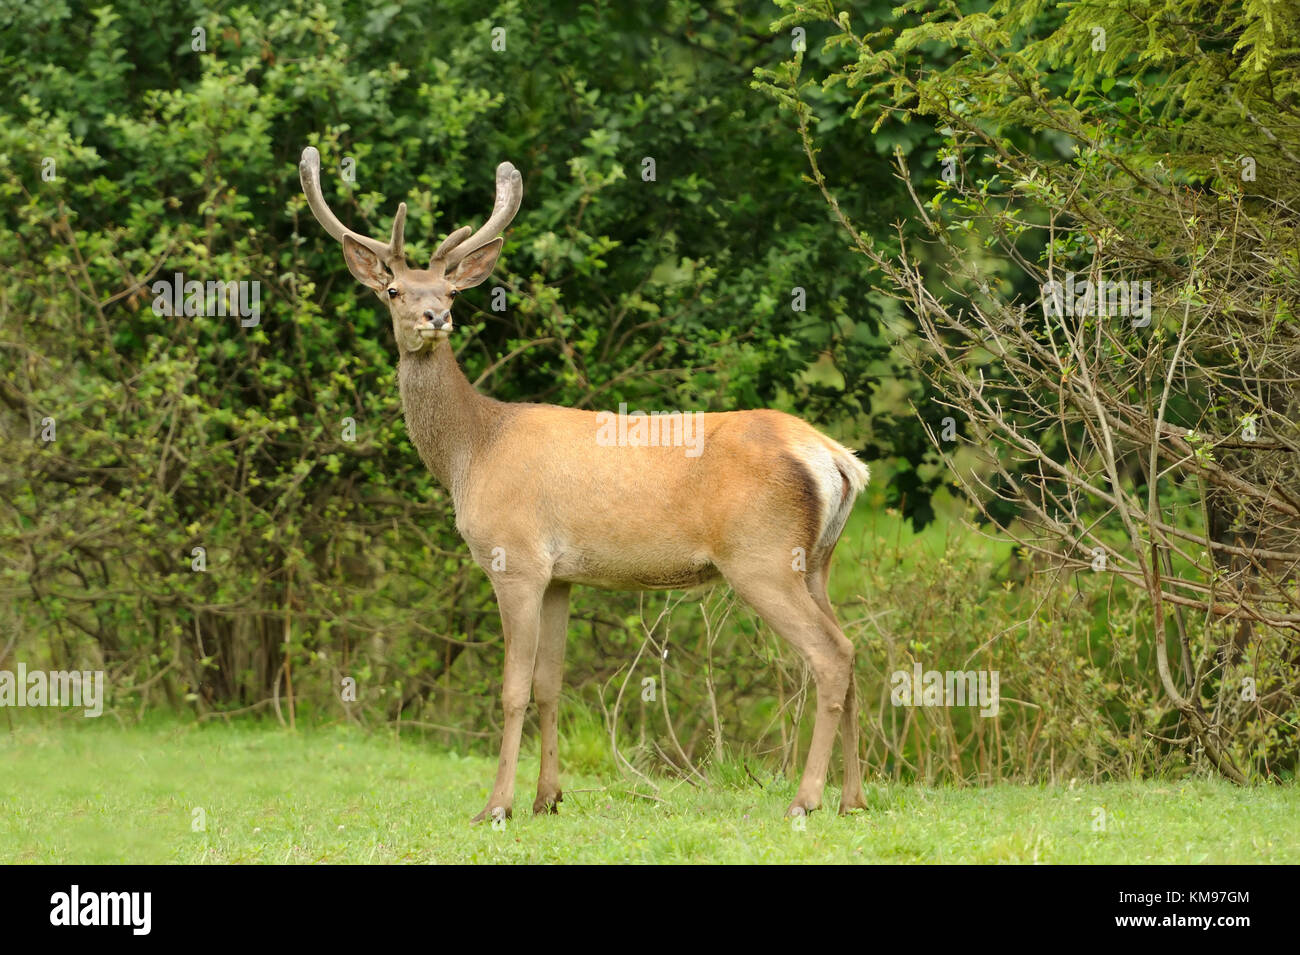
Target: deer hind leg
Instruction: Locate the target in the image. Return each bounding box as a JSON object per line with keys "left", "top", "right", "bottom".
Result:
{"left": 807, "top": 552, "right": 867, "bottom": 814}
{"left": 723, "top": 561, "right": 853, "bottom": 816}
{"left": 532, "top": 581, "right": 571, "bottom": 815}
{"left": 472, "top": 577, "right": 546, "bottom": 824}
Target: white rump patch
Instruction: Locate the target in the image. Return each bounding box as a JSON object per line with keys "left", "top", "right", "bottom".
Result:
{"left": 793, "top": 439, "right": 867, "bottom": 552}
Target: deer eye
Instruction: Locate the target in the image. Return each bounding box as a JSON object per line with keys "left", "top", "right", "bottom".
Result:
{"left": 448, "top": 289, "right": 459, "bottom": 299}
{"left": 387, "top": 287, "right": 399, "bottom": 298}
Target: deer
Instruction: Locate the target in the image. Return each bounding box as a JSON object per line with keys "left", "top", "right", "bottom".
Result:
{"left": 299, "top": 146, "right": 871, "bottom": 821}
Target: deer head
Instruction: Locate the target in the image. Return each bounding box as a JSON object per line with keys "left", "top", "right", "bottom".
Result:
{"left": 299, "top": 147, "right": 523, "bottom": 354}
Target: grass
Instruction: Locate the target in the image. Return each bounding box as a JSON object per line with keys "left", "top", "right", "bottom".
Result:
{"left": 2, "top": 719, "right": 1295, "bottom": 863}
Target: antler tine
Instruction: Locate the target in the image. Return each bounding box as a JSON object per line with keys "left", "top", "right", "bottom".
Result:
{"left": 429, "top": 227, "right": 473, "bottom": 271}
{"left": 388, "top": 201, "right": 408, "bottom": 268}
{"left": 299, "top": 146, "right": 407, "bottom": 270}
{"left": 435, "top": 161, "right": 523, "bottom": 271}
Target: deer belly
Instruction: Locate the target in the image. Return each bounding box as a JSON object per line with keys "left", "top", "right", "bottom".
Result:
{"left": 550, "top": 547, "right": 721, "bottom": 591}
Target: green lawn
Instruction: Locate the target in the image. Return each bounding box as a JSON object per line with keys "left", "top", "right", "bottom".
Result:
{"left": 2, "top": 720, "right": 1294, "bottom": 864}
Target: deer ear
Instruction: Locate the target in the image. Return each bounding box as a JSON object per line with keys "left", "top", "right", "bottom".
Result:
{"left": 342, "top": 234, "right": 392, "bottom": 291}
{"left": 449, "top": 237, "right": 503, "bottom": 290}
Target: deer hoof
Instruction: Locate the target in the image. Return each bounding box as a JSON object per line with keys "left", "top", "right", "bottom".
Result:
{"left": 532, "top": 790, "right": 563, "bottom": 815}
{"left": 838, "top": 792, "right": 869, "bottom": 815}
{"left": 471, "top": 805, "right": 512, "bottom": 825}
{"left": 785, "top": 799, "right": 820, "bottom": 818}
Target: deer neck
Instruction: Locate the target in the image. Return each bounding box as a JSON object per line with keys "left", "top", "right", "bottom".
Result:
{"left": 397, "top": 341, "right": 495, "bottom": 502}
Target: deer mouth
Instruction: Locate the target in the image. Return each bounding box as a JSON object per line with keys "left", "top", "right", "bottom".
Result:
{"left": 416, "top": 323, "right": 452, "bottom": 341}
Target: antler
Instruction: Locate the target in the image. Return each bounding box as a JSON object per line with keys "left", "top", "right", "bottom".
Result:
{"left": 299, "top": 146, "right": 409, "bottom": 272}
{"left": 300, "top": 147, "right": 522, "bottom": 277}
{"left": 430, "top": 161, "right": 523, "bottom": 275}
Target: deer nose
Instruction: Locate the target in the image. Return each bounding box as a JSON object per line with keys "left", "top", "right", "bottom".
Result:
{"left": 422, "top": 309, "right": 449, "bottom": 329}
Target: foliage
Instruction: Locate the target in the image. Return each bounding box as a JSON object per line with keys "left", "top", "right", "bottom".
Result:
{"left": 758, "top": 0, "right": 1300, "bottom": 779}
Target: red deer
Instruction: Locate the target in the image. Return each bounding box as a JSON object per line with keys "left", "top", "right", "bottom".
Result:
{"left": 299, "top": 147, "right": 870, "bottom": 820}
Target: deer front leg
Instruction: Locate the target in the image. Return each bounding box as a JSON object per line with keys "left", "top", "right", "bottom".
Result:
{"left": 472, "top": 578, "right": 545, "bottom": 824}
{"left": 532, "top": 582, "right": 571, "bottom": 815}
